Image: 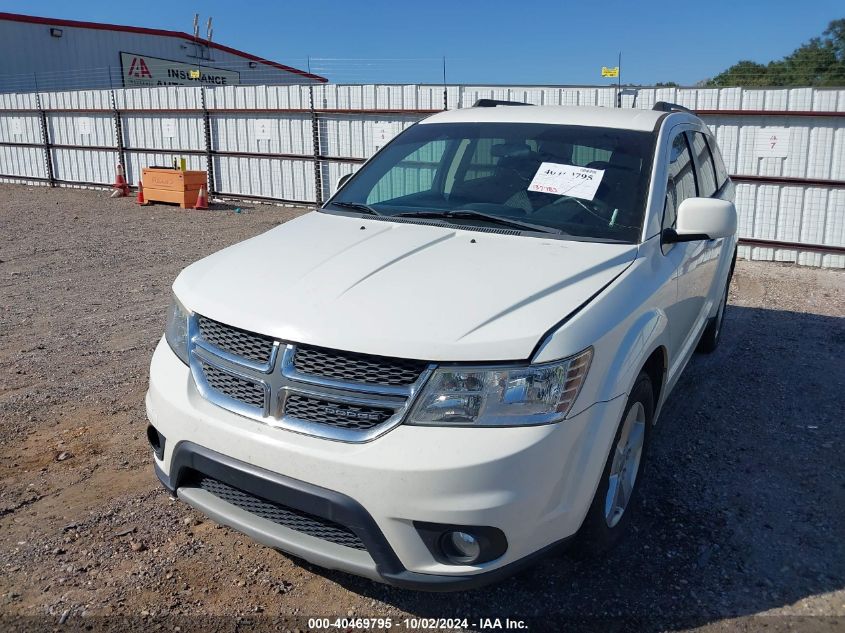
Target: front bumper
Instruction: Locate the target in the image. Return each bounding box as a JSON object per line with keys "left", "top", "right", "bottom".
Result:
{"left": 146, "top": 338, "right": 626, "bottom": 589}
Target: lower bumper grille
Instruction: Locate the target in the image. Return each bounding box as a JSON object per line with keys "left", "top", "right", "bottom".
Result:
{"left": 194, "top": 475, "right": 366, "bottom": 551}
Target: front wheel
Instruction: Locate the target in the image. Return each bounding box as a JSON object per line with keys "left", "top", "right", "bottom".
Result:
{"left": 574, "top": 372, "right": 654, "bottom": 555}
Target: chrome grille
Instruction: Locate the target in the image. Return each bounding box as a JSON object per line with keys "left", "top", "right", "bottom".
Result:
{"left": 200, "top": 362, "right": 266, "bottom": 409}
{"left": 195, "top": 475, "right": 366, "bottom": 550}
{"left": 188, "top": 314, "right": 433, "bottom": 442}
{"left": 293, "top": 345, "right": 427, "bottom": 386}
{"left": 283, "top": 394, "right": 393, "bottom": 431}
{"left": 197, "top": 315, "right": 274, "bottom": 365}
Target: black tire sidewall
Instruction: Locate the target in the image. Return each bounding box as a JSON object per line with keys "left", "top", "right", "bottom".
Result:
{"left": 698, "top": 274, "right": 731, "bottom": 353}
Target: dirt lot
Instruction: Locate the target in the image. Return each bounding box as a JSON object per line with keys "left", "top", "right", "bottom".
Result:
{"left": 1, "top": 184, "right": 843, "bottom": 632}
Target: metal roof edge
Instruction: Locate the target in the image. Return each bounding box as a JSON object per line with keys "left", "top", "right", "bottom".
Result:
{"left": 0, "top": 11, "right": 327, "bottom": 83}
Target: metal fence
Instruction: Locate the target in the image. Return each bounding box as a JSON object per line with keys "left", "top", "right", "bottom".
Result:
{"left": 1, "top": 83, "right": 843, "bottom": 267}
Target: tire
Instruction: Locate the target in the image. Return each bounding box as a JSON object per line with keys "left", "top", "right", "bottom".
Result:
{"left": 697, "top": 274, "right": 731, "bottom": 354}
{"left": 574, "top": 372, "right": 654, "bottom": 556}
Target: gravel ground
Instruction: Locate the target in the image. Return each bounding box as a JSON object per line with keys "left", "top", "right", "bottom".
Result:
{"left": 0, "top": 184, "right": 843, "bottom": 632}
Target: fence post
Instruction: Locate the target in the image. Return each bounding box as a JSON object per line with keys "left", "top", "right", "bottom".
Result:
{"left": 309, "top": 84, "right": 323, "bottom": 206}
{"left": 200, "top": 86, "right": 216, "bottom": 195}
{"left": 110, "top": 89, "right": 126, "bottom": 179}
{"left": 35, "top": 93, "right": 54, "bottom": 187}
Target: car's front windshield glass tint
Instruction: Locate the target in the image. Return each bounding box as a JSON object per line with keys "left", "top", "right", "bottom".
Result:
{"left": 326, "top": 122, "right": 656, "bottom": 243}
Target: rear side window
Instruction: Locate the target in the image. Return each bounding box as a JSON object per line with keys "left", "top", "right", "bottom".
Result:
{"left": 706, "top": 135, "right": 730, "bottom": 188}
{"left": 664, "top": 133, "right": 697, "bottom": 229}
{"left": 689, "top": 132, "right": 718, "bottom": 197}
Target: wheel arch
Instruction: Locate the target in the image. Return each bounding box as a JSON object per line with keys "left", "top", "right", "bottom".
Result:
{"left": 640, "top": 345, "right": 668, "bottom": 423}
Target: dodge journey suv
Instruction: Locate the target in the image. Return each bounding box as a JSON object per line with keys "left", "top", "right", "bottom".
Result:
{"left": 146, "top": 101, "right": 737, "bottom": 590}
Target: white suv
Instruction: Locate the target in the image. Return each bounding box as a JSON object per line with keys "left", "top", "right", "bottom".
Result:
{"left": 146, "top": 101, "right": 737, "bottom": 590}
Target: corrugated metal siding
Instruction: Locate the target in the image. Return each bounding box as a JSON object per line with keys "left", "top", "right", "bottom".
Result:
{"left": 115, "top": 86, "right": 204, "bottom": 110}
{"left": 320, "top": 114, "right": 420, "bottom": 160}
{"left": 122, "top": 113, "right": 204, "bottom": 151}
{"left": 212, "top": 114, "right": 312, "bottom": 154}
{"left": 51, "top": 147, "right": 116, "bottom": 184}
{"left": 0, "top": 95, "right": 43, "bottom": 180}
{"left": 0, "top": 145, "right": 45, "bottom": 180}
{"left": 0, "top": 83, "right": 842, "bottom": 267}
{"left": 0, "top": 19, "right": 320, "bottom": 92}
{"left": 206, "top": 85, "right": 310, "bottom": 110}
{"left": 213, "top": 156, "right": 315, "bottom": 202}
{"left": 314, "top": 84, "right": 453, "bottom": 110}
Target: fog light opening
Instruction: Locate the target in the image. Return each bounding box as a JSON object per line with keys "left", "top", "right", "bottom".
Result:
{"left": 146, "top": 424, "right": 165, "bottom": 460}
{"left": 441, "top": 530, "right": 482, "bottom": 564}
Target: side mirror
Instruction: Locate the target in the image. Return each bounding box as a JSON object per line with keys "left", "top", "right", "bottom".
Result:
{"left": 335, "top": 173, "right": 353, "bottom": 192}
{"left": 663, "top": 198, "right": 737, "bottom": 243}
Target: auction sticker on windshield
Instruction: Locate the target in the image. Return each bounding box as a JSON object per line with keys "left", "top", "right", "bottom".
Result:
{"left": 527, "top": 162, "right": 605, "bottom": 201}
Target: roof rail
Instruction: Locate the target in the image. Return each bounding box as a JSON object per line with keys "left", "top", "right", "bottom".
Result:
{"left": 653, "top": 101, "right": 694, "bottom": 114}
{"left": 473, "top": 99, "right": 533, "bottom": 108}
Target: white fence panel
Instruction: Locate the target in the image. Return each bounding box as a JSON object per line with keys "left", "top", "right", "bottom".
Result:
{"left": 0, "top": 112, "right": 40, "bottom": 144}
{"left": 0, "top": 95, "right": 43, "bottom": 181}
{"left": 320, "top": 114, "right": 422, "bottom": 160}
{"left": 205, "top": 85, "right": 309, "bottom": 110}
{"left": 122, "top": 113, "right": 204, "bottom": 151}
{"left": 0, "top": 92, "right": 38, "bottom": 110}
{"left": 114, "top": 86, "right": 203, "bottom": 111}
{"left": 51, "top": 147, "right": 116, "bottom": 184}
{"left": 212, "top": 113, "right": 312, "bottom": 155}
{"left": 39, "top": 89, "right": 112, "bottom": 111}
{"left": 47, "top": 113, "right": 114, "bottom": 148}
{"left": 213, "top": 156, "right": 315, "bottom": 202}
{"left": 0, "top": 145, "right": 45, "bottom": 180}
{"left": 0, "top": 83, "right": 842, "bottom": 267}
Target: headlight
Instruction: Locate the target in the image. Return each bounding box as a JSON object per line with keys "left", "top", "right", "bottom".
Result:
{"left": 408, "top": 348, "right": 592, "bottom": 427}
{"left": 165, "top": 293, "right": 191, "bottom": 365}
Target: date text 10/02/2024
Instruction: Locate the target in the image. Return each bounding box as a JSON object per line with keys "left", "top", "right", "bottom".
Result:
{"left": 307, "top": 617, "right": 529, "bottom": 630}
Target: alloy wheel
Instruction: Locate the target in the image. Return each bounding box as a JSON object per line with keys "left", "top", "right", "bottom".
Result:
{"left": 604, "top": 401, "right": 646, "bottom": 528}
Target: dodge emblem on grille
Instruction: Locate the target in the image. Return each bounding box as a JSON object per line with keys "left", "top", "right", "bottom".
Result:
{"left": 323, "top": 405, "right": 381, "bottom": 421}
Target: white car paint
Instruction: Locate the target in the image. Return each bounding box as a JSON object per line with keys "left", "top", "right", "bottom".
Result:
{"left": 421, "top": 104, "right": 666, "bottom": 132}
{"left": 174, "top": 212, "right": 638, "bottom": 362}
{"left": 147, "top": 339, "right": 628, "bottom": 578}
{"left": 147, "top": 104, "right": 738, "bottom": 589}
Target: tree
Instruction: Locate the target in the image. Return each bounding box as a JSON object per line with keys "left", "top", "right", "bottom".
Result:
{"left": 706, "top": 18, "right": 845, "bottom": 86}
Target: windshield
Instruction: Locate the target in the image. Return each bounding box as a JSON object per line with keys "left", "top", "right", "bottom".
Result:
{"left": 326, "top": 122, "right": 656, "bottom": 243}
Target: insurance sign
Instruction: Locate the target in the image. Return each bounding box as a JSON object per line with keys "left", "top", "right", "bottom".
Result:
{"left": 120, "top": 52, "right": 240, "bottom": 87}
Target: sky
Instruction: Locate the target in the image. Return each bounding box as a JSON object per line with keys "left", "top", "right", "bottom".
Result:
{"left": 1, "top": 0, "right": 842, "bottom": 85}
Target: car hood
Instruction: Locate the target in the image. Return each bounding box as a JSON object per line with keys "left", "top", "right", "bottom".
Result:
{"left": 173, "top": 212, "right": 637, "bottom": 361}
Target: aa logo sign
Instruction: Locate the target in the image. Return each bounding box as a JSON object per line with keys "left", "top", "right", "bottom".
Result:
{"left": 126, "top": 56, "right": 152, "bottom": 78}
{"left": 120, "top": 52, "right": 240, "bottom": 87}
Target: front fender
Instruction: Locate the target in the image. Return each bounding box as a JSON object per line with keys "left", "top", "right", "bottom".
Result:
{"left": 534, "top": 243, "right": 675, "bottom": 419}
{"left": 597, "top": 309, "right": 668, "bottom": 408}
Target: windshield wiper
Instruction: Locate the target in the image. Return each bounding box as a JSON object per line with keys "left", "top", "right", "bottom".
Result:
{"left": 393, "top": 210, "right": 561, "bottom": 235}
{"left": 329, "top": 201, "right": 381, "bottom": 216}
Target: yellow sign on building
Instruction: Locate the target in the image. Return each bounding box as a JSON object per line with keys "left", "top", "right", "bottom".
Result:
{"left": 189, "top": 69, "right": 201, "bottom": 79}
{"left": 601, "top": 66, "right": 620, "bottom": 78}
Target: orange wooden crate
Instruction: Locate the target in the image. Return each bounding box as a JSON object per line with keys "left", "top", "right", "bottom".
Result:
{"left": 142, "top": 168, "right": 207, "bottom": 208}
